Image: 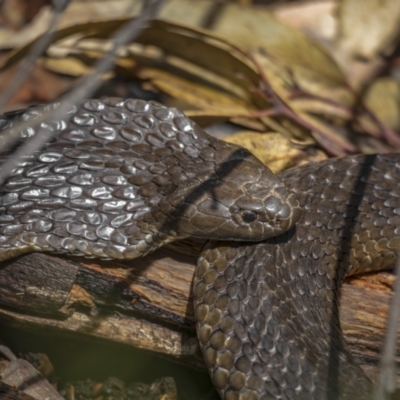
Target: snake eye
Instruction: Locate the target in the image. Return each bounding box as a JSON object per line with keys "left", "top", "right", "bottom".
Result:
{"left": 240, "top": 210, "right": 257, "bottom": 223}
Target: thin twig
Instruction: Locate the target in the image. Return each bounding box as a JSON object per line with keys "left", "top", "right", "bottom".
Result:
{"left": 0, "top": 0, "right": 70, "bottom": 111}
{"left": 290, "top": 85, "right": 400, "bottom": 147}
{"left": 361, "top": 106, "right": 400, "bottom": 147}
{"left": 232, "top": 49, "right": 355, "bottom": 156}
{"left": 0, "top": 0, "right": 165, "bottom": 186}
{"left": 232, "top": 40, "right": 400, "bottom": 153}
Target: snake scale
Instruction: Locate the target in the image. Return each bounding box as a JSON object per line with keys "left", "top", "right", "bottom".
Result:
{"left": 0, "top": 98, "right": 398, "bottom": 400}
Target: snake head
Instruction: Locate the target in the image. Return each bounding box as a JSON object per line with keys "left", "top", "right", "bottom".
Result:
{"left": 156, "top": 157, "right": 301, "bottom": 241}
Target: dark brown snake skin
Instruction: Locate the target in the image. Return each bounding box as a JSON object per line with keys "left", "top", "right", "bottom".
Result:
{"left": 0, "top": 98, "right": 299, "bottom": 261}
{"left": 0, "top": 98, "right": 399, "bottom": 400}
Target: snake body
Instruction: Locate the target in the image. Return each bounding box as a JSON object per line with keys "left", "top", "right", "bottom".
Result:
{"left": 195, "top": 153, "right": 400, "bottom": 400}
{"left": 0, "top": 98, "right": 399, "bottom": 399}
{"left": 0, "top": 98, "right": 299, "bottom": 261}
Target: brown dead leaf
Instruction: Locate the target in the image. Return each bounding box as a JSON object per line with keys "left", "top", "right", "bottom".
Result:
{"left": 206, "top": 5, "right": 348, "bottom": 97}
{"left": 138, "top": 21, "right": 261, "bottom": 95}
{"left": 39, "top": 56, "right": 112, "bottom": 78}
{"left": 363, "top": 77, "right": 400, "bottom": 132}
{"left": 137, "top": 68, "right": 253, "bottom": 113}
{"left": 0, "top": 1, "right": 141, "bottom": 50}
{"left": 338, "top": 0, "right": 400, "bottom": 60}
{"left": 272, "top": 0, "right": 337, "bottom": 45}
{"left": 224, "top": 131, "right": 327, "bottom": 173}
{"left": 2, "top": 1, "right": 396, "bottom": 156}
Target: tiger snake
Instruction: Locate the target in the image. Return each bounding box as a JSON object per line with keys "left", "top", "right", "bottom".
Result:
{"left": 0, "top": 98, "right": 398, "bottom": 399}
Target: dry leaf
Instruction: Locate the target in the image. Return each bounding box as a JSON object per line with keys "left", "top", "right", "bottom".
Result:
{"left": 0, "top": 0, "right": 141, "bottom": 50}
{"left": 338, "top": 0, "right": 400, "bottom": 59}
{"left": 206, "top": 5, "right": 347, "bottom": 94}
{"left": 363, "top": 77, "right": 400, "bottom": 132}
{"left": 39, "top": 56, "right": 111, "bottom": 78}
{"left": 137, "top": 68, "right": 253, "bottom": 113}
{"left": 224, "top": 131, "right": 327, "bottom": 173}
{"left": 1, "top": 0, "right": 397, "bottom": 156}
{"left": 272, "top": 0, "right": 337, "bottom": 44}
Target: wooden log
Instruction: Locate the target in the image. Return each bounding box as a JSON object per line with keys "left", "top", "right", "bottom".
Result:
{"left": 0, "top": 359, "right": 63, "bottom": 400}
{"left": 0, "top": 382, "right": 36, "bottom": 400}
{"left": 0, "top": 250, "right": 397, "bottom": 384}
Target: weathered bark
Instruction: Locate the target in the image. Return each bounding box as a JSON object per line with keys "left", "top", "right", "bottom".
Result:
{"left": 0, "top": 359, "right": 62, "bottom": 400}
{"left": 0, "top": 382, "right": 36, "bottom": 400}
{"left": 0, "top": 250, "right": 397, "bottom": 384}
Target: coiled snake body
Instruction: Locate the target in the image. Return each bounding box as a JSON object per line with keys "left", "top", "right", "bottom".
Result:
{"left": 0, "top": 98, "right": 399, "bottom": 400}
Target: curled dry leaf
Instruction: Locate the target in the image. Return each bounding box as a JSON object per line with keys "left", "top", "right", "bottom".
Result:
{"left": 224, "top": 131, "right": 327, "bottom": 173}
{"left": 337, "top": 0, "right": 400, "bottom": 60}
{"left": 203, "top": 5, "right": 350, "bottom": 103}
{"left": 272, "top": 0, "right": 337, "bottom": 44}
{"left": 0, "top": 0, "right": 142, "bottom": 50}
{"left": 0, "top": 20, "right": 131, "bottom": 71}
{"left": 362, "top": 77, "right": 400, "bottom": 133}
{"left": 136, "top": 21, "right": 264, "bottom": 106}
{"left": 1, "top": 1, "right": 398, "bottom": 156}
{"left": 133, "top": 65, "right": 254, "bottom": 113}
{"left": 39, "top": 56, "right": 114, "bottom": 78}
